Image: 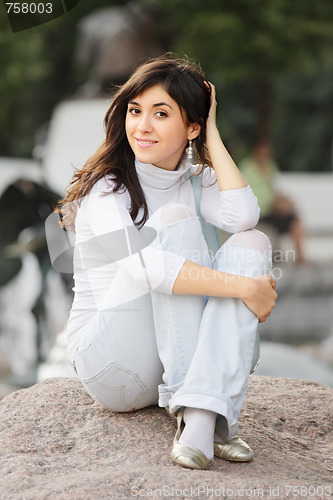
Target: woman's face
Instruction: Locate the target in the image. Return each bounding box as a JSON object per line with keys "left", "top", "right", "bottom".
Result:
{"left": 125, "top": 84, "right": 200, "bottom": 171}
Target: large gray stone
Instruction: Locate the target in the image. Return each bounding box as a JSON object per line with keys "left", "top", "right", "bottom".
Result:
{"left": 0, "top": 377, "right": 332, "bottom": 499}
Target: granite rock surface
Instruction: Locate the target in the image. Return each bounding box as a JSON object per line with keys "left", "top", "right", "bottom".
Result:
{"left": 0, "top": 376, "right": 332, "bottom": 499}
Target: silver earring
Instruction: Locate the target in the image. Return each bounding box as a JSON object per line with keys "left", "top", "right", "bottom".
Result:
{"left": 187, "top": 140, "right": 193, "bottom": 162}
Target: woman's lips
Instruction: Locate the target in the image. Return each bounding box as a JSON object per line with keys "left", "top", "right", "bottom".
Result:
{"left": 135, "top": 138, "right": 158, "bottom": 148}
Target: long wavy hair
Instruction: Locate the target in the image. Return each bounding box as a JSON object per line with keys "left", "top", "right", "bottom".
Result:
{"left": 58, "top": 54, "right": 212, "bottom": 231}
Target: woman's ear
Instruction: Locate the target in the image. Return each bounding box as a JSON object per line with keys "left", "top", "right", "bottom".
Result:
{"left": 187, "top": 122, "right": 201, "bottom": 140}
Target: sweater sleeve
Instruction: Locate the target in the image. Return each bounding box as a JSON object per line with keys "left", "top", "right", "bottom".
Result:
{"left": 76, "top": 185, "right": 186, "bottom": 295}
{"left": 200, "top": 168, "right": 260, "bottom": 233}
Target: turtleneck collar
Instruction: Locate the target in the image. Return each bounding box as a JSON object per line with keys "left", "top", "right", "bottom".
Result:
{"left": 135, "top": 158, "right": 191, "bottom": 190}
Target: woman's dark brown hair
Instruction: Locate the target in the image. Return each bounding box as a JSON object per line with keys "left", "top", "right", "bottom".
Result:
{"left": 58, "top": 53, "right": 211, "bottom": 230}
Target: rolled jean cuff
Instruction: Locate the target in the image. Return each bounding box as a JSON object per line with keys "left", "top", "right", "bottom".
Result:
{"left": 167, "top": 390, "right": 239, "bottom": 441}
{"left": 158, "top": 381, "right": 183, "bottom": 408}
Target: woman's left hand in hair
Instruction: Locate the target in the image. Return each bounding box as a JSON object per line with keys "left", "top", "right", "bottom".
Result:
{"left": 205, "top": 81, "right": 218, "bottom": 132}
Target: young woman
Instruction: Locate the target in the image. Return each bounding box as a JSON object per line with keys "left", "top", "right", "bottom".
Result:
{"left": 59, "top": 54, "right": 277, "bottom": 470}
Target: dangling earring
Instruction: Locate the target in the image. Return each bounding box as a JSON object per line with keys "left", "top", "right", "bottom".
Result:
{"left": 187, "top": 139, "right": 193, "bottom": 163}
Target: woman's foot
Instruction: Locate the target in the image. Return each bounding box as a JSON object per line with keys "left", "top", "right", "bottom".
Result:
{"left": 166, "top": 407, "right": 253, "bottom": 465}
{"left": 179, "top": 407, "right": 216, "bottom": 459}
{"left": 214, "top": 435, "right": 254, "bottom": 462}
{"left": 170, "top": 407, "right": 215, "bottom": 470}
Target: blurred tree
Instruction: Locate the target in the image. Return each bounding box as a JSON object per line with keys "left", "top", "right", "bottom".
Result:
{"left": 0, "top": 0, "right": 122, "bottom": 157}
{"left": 0, "top": 0, "right": 333, "bottom": 171}
{"left": 274, "top": 69, "right": 333, "bottom": 172}
{"left": 144, "top": 0, "right": 333, "bottom": 170}
{"left": 0, "top": 12, "right": 48, "bottom": 156}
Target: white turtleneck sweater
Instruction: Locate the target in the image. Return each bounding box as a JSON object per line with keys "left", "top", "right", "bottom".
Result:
{"left": 67, "top": 159, "right": 259, "bottom": 361}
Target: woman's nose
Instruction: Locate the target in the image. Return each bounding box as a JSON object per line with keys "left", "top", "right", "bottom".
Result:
{"left": 137, "top": 114, "right": 153, "bottom": 133}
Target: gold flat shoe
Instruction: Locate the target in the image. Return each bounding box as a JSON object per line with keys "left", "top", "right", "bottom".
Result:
{"left": 165, "top": 405, "right": 177, "bottom": 423}
{"left": 214, "top": 437, "right": 254, "bottom": 462}
{"left": 170, "top": 409, "right": 211, "bottom": 470}
{"left": 166, "top": 407, "right": 253, "bottom": 463}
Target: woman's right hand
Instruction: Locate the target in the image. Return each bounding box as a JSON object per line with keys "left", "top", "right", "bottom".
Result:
{"left": 242, "top": 275, "right": 277, "bottom": 323}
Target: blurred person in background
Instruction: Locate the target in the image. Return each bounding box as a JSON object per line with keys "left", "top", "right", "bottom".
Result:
{"left": 239, "top": 138, "right": 307, "bottom": 263}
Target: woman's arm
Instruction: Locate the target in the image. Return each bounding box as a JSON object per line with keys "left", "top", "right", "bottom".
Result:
{"left": 172, "top": 260, "right": 277, "bottom": 323}
{"left": 200, "top": 172, "right": 260, "bottom": 233}
{"left": 205, "top": 84, "right": 248, "bottom": 191}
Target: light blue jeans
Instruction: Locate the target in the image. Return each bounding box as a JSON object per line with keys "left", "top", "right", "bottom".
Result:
{"left": 73, "top": 204, "right": 272, "bottom": 441}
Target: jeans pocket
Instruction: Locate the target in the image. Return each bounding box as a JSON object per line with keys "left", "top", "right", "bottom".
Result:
{"left": 78, "top": 359, "right": 148, "bottom": 412}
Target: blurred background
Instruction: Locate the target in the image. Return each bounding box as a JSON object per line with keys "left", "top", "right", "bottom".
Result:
{"left": 1, "top": 0, "right": 333, "bottom": 398}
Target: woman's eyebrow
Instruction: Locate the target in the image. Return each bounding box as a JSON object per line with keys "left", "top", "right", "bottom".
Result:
{"left": 128, "top": 100, "right": 173, "bottom": 109}
{"left": 153, "top": 102, "right": 173, "bottom": 109}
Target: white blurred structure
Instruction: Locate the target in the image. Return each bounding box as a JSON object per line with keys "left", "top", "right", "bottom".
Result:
{"left": 42, "top": 99, "right": 109, "bottom": 196}
{"left": 38, "top": 327, "right": 76, "bottom": 381}
{"left": 0, "top": 252, "right": 41, "bottom": 375}
{"left": 0, "top": 157, "right": 42, "bottom": 195}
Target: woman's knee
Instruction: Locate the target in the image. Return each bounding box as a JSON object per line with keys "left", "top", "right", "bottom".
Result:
{"left": 229, "top": 229, "right": 272, "bottom": 259}
{"left": 145, "top": 203, "right": 196, "bottom": 233}
{"left": 161, "top": 203, "right": 196, "bottom": 225}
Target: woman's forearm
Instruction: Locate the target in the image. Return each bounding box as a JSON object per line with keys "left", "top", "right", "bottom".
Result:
{"left": 172, "top": 259, "right": 277, "bottom": 323}
{"left": 206, "top": 126, "right": 247, "bottom": 191}
{"left": 172, "top": 259, "right": 249, "bottom": 300}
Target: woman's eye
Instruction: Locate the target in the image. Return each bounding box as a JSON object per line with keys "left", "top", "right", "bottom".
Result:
{"left": 129, "top": 108, "right": 140, "bottom": 115}
{"left": 156, "top": 110, "right": 168, "bottom": 118}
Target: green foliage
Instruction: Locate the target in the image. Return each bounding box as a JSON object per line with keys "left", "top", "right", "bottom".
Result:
{"left": 0, "top": 12, "right": 49, "bottom": 155}
{"left": 273, "top": 71, "right": 333, "bottom": 172}
{"left": 145, "top": 0, "right": 333, "bottom": 171}
{"left": 0, "top": 0, "right": 333, "bottom": 171}
{"left": 0, "top": 0, "right": 118, "bottom": 157}
{"left": 149, "top": 0, "right": 333, "bottom": 76}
